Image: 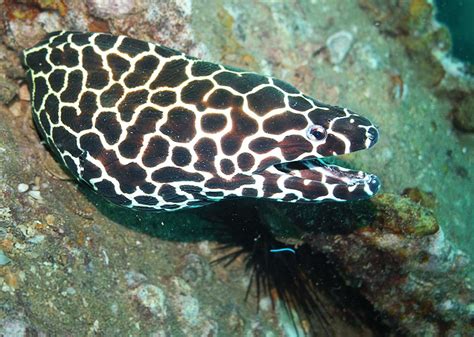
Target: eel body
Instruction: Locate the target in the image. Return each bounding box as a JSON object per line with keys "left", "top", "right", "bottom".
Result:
{"left": 22, "top": 31, "right": 380, "bottom": 211}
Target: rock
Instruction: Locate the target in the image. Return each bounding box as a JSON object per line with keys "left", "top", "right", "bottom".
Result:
{"left": 360, "top": 0, "right": 450, "bottom": 85}
{"left": 0, "top": 318, "right": 28, "bottom": 336}
{"left": 180, "top": 253, "right": 212, "bottom": 286}
{"left": 8, "top": 101, "right": 24, "bottom": 118}
{"left": 197, "top": 319, "right": 218, "bottom": 337}
{"left": 17, "top": 183, "right": 29, "bottom": 193}
{"left": 18, "top": 84, "right": 30, "bottom": 101}
{"left": 259, "top": 297, "right": 272, "bottom": 311}
{"left": 27, "top": 190, "right": 42, "bottom": 201}
{"left": 0, "top": 249, "right": 11, "bottom": 265}
{"left": 7, "top": 13, "right": 59, "bottom": 50}
{"left": 402, "top": 187, "right": 437, "bottom": 209}
{"left": 452, "top": 92, "right": 474, "bottom": 132}
{"left": 86, "top": 0, "right": 138, "bottom": 19}
{"left": 439, "top": 89, "right": 474, "bottom": 133}
{"left": 35, "top": 12, "right": 62, "bottom": 33}
{"left": 125, "top": 270, "right": 148, "bottom": 289}
{"left": 132, "top": 284, "right": 167, "bottom": 319}
{"left": 326, "top": 31, "right": 354, "bottom": 64}
{"left": 304, "top": 194, "right": 472, "bottom": 336}
{"left": 176, "top": 293, "right": 200, "bottom": 326}
{"left": 169, "top": 277, "right": 200, "bottom": 327}
{"left": 0, "top": 77, "right": 17, "bottom": 104}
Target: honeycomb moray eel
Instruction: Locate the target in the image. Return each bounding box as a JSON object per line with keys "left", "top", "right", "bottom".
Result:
{"left": 22, "top": 31, "right": 380, "bottom": 212}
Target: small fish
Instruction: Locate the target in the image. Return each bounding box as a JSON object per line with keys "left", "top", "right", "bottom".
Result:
{"left": 270, "top": 248, "right": 296, "bottom": 254}
{"left": 22, "top": 31, "right": 380, "bottom": 212}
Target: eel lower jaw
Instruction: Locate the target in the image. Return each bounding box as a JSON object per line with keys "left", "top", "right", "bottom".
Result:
{"left": 274, "top": 158, "right": 381, "bottom": 197}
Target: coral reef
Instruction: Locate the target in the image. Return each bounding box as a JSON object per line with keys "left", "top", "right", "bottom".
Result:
{"left": 359, "top": 0, "right": 451, "bottom": 86}
{"left": 299, "top": 195, "right": 472, "bottom": 335}
{"left": 0, "top": 0, "right": 472, "bottom": 336}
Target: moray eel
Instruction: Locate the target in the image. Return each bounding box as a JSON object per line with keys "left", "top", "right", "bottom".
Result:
{"left": 22, "top": 31, "right": 380, "bottom": 211}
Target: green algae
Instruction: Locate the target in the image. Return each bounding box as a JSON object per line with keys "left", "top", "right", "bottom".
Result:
{"left": 372, "top": 194, "right": 439, "bottom": 237}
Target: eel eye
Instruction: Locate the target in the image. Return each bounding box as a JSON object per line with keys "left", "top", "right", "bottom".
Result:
{"left": 307, "top": 125, "right": 327, "bottom": 141}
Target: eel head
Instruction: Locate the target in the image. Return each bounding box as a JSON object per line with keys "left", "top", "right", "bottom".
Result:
{"left": 253, "top": 103, "right": 380, "bottom": 202}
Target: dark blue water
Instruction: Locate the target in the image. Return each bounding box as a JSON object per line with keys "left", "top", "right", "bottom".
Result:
{"left": 435, "top": 0, "right": 474, "bottom": 65}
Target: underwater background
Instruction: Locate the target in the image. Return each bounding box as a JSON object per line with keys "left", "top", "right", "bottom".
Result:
{"left": 435, "top": 0, "right": 474, "bottom": 65}
{"left": 0, "top": 0, "right": 472, "bottom": 336}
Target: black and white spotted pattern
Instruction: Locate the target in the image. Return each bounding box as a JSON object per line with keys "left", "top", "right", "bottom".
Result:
{"left": 22, "top": 31, "right": 380, "bottom": 211}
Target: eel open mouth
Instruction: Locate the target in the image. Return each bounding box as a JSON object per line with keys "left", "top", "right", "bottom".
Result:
{"left": 273, "top": 158, "right": 380, "bottom": 202}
